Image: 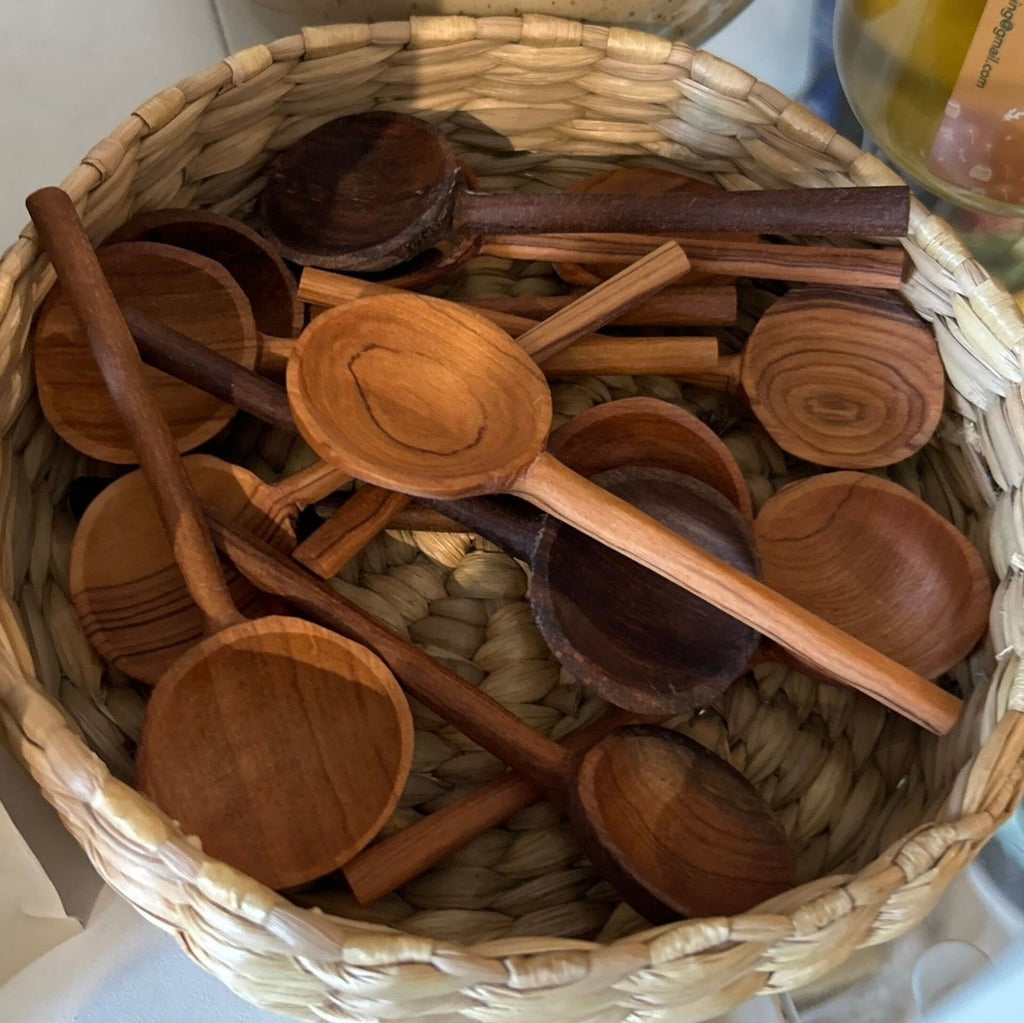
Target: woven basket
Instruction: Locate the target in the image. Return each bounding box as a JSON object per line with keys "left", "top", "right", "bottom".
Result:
{"left": 2, "top": 15, "right": 1024, "bottom": 1023}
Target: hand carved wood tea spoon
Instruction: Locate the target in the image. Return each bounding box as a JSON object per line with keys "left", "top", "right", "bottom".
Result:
{"left": 754, "top": 472, "right": 990, "bottom": 679}
{"left": 33, "top": 241, "right": 259, "bottom": 463}
{"left": 28, "top": 186, "right": 413, "bottom": 891}
{"left": 286, "top": 292, "right": 961, "bottom": 734}
{"left": 259, "top": 111, "right": 911, "bottom": 272}
{"left": 207, "top": 513, "right": 796, "bottom": 921}
{"left": 105, "top": 207, "right": 302, "bottom": 339}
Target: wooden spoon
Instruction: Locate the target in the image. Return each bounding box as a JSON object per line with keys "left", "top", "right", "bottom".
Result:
{"left": 754, "top": 472, "right": 990, "bottom": 679}
{"left": 33, "top": 241, "right": 259, "bottom": 464}
{"left": 208, "top": 512, "right": 795, "bottom": 921}
{"left": 671, "top": 285, "right": 944, "bottom": 468}
{"left": 105, "top": 207, "right": 303, "bottom": 339}
{"left": 28, "top": 186, "right": 413, "bottom": 891}
{"left": 286, "top": 292, "right": 961, "bottom": 734}
{"left": 70, "top": 454, "right": 349, "bottom": 685}
{"left": 428, "top": 466, "right": 761, "bottom": 715}
{"left": 259, "top": 112, "right": 910, "bottom": 272}
{"left": 288, "top": 243, "right": 694, "bottom": 579}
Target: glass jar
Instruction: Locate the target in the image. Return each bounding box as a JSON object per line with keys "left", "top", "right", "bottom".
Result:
{"left": 834, "top": 0, "right": 1024, "bottom": 217}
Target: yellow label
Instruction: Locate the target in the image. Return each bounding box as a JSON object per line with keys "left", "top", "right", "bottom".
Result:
{"left": 927, "top": 0, "right": 1024, "bottom": 204}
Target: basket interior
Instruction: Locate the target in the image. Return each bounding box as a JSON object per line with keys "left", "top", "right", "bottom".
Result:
{"left": 0, "top": 20, "right": 1012, "bottom": 952}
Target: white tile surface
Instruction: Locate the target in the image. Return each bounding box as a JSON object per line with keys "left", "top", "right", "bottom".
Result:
{"left": 0, "top": 0, "right": 226, "bottom": 247}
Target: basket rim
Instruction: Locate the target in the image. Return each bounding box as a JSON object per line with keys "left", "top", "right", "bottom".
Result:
{"left": 1, "top": 11, "right": 1023, "bottom": 1013}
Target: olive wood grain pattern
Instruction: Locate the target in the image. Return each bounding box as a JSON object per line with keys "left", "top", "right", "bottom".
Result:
{"left": 260, "top": 112, "right": 909, "bottom": 271}
{"left": 754, "top": 472, "right": 990, "bottom": 679}
{"left": 70, "top": 454, "right": 349, "bottom": 685}
{"left": 28, "top": 189, "right": 413, "bottom": 891}
{"left": 287, "top": 293, "right": 962, "bottom": 734}
{"left": 738, "top": 286, "right": 945, "bottom": 468}
{"left": 33, "top": 241, "right": 259, "bottom": 464}
{"left": 106, "top": 207, "right": 302, "bottom": 339}
{"left": 209, "top": 513, "right": 794, "bottom": 920}
{"left": 483, "top": 233, "right": 907, "bottom": 289}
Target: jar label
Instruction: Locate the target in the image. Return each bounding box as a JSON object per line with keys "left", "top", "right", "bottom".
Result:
{"left": 928, "top": 0, "right": 1024, "bottom": 204}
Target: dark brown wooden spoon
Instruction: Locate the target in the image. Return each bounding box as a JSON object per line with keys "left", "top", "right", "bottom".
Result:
{"left": 286, "top": 292, "right": 961, "bottom": 734}
{"left": 105, "top": 207, "right": 302, "bottom": 339}
{"left": 429, "top": 466, "right": 761, "bottom": 715}
{"left": 208, "top": 512, "right": 796, "bottom": 921}
{"left": 259, "top": 112, "right": 910, "bottom": 272}
{"left": 754, "top": 471, "right": 990, "bottom": 679}
{"left": 28, "top": 186, "right": 413, "bottom": 892}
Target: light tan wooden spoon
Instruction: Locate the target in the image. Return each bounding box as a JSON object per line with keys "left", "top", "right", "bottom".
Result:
{"left": 28, "top": 187, "right": 413, "bottom": 890}
{"left": 286, "top": 292, "right": 961, "bottom": 734}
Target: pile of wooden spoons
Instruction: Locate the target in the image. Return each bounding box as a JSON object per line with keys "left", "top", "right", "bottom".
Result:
{"left": 25, "top": 108, "right": 992, "bottom": 929}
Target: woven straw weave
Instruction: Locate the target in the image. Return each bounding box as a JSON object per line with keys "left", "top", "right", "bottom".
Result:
{"left": 2, "top": 15, "right": 1024, "bottom": 1023}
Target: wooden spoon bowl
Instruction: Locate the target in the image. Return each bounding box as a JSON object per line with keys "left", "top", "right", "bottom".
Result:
{"left": 739, "top": 286, "right": 944, "bottom": 468}
{"left": 754, "top": 471, "right": 990, "bottom": 678}
{"left": 289, "top": 292, "right": 551, "bottom": 498}
{"left": 531, "top": 467, "right": 761, "bottom": 714}
{"left": 547, "top": 395, "right": 752, "bottom": 522}
{"left": 137, "top": 615, "right": 412, "bottom": 889}
{"left": 105, "top": 207, "right": 303, "bottom": 338}
{"left": 70, "top": 454, "right": 346, "bottom": 685}
{"left": 34, "top": 241, "right": 258, "bottom": 463}
{"left": 573, "top": 724, "right": 794, "bottom": 918}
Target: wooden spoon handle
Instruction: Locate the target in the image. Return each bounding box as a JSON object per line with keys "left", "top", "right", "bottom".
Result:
{"left": 424, "top": 496, "right": 543, "bottom": 562}
{"left": 124, "top": 306, "right": 296, "bottom": 432}
{"left": 299, "top": 267, "right": 737, "bottom": 329}
{"left": 27, "top": 189, "right": 242, "bottom": 634}
{"left": 480, "top": 235, "right": 907, "bottom": 289}
{"left": 207, "top": 512, "right": 576, "bottom": 798}
{"left": 267, "top": 459, "right": 352, "bottom": 507}
{"left": 515, "top": 452, "right": 961, "bottom": 734}
{"left": 512, "top": 242, "right": 690, "bottom": 359}
{"left": 343, "top": 706, "right": 656, "bottom": 905}
{"left": 292, "top": 485, "right": 412, "bottom": 577}
{"left": 455, "top": 185, "right": 911, "bottom": 238}
{"left": 255, "top": 334, "right": 293, "bottom": 378}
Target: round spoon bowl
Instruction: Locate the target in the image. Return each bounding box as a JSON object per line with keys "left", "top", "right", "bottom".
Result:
{"left": 741, "top": 286, "right": 943, "bottom": 469}
{"left": 106, "top": 207, "right": 302, "bottom": 338}
{"left": 70, "top": 455, "right": 319, "bottom": 685}
{"left": 755, "top": 471, "right": 990, "bottom": 678}
{"left": 34, "top": 242, "right": 259, "bottom": 463}
{"left": 262, "top": 111, "right": 457, "bottom": 270}
{"left": 571, "top": 725, "right": 795, "bottom": 919}
{"left": 547, "top": 396, "right": 753, "bottom": 522}
{"left": 137, "top": 615, "right": 414, "bottom": 890}
{"left": 288, "top": 293, "right": 551, "bottom": 498}
{"left": 532, "top": 467, "right": 761, "bottom": 714}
